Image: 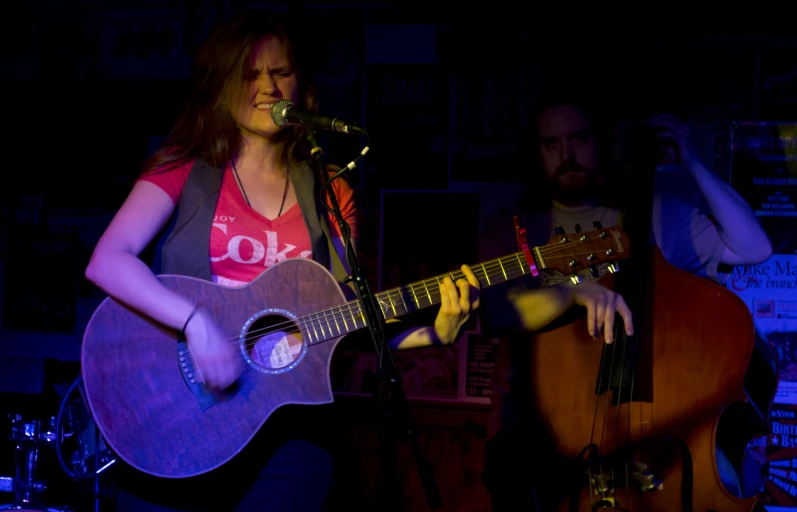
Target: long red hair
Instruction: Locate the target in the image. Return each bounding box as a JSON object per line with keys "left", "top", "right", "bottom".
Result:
{"left": 142, "top": 11, "right": 317, "bottom": 175}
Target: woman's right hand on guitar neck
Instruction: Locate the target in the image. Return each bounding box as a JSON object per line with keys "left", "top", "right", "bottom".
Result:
{"left": 184, "top": 309, "right": 244, "bottom": 390}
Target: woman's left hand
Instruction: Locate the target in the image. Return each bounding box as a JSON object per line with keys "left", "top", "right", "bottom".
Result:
{"left": 434, "top": 264, "right": 481, "bottom": 345}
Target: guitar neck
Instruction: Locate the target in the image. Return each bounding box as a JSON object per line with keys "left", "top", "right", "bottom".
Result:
{"left": 375, "top": 251, "right": 533, "bottom": 321}
{"left": 301, "top": 251, "right": 533, "bottom": 346}
{"left": 298, "top": 225, "right": 629, "bottom": 345}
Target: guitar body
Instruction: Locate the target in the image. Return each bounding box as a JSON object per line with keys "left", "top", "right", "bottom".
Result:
{"left": 530, "top": 247, "right": 764, "bottom": 511}
{"left": 81, "top": 258, "right": 347, "bottom": 479}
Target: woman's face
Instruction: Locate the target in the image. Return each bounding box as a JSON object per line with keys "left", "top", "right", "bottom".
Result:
{"left": 229, "top": 35, "right": 299, "bottom": 142}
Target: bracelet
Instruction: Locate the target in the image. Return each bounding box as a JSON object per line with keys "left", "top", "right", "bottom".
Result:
{"left": 181, "top": 305, "right": 199, "bottom": 335}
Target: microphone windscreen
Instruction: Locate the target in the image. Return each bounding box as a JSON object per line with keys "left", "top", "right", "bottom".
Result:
{"left": 270, "top": 98, "right": 293, "bottom": 127}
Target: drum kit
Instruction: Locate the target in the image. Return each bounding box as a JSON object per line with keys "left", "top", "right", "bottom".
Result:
{"left": 0, "top": 377, "right": 116, "bottom": 512}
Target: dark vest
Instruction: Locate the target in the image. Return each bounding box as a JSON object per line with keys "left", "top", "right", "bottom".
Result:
{"left": 158, "top": 159, "right": 348, "bottom": 283}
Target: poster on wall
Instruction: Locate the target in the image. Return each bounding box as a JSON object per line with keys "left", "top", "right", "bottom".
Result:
{"left": 33, "top": 4, "right": 189, "bottom": 82}
{"left": 461, "top": 331, "right": 496, "bottom": 404}
{"left": 304, "top": 8, "right": 366, "bottom": 189}
{"left": 444, "top": 18, "right": 537, "bottom": 184}
{"left": 759, "top": 403, "right": 797, "bottom": 508}
{"left": 729, "top": 256, "right": 797, "bottom": 332}
{"left": 758, "top": 41, "right": 797, "bottom": 122}
{"left": 730, "top": 122, "right": 797, "bottom": 255}
{"left": 728, "top": 121, "right": 797, "bottom": 511}
{"left": 449, "top": 66, "right": 538, "bottom": 183}
{"left": 361, "top": 64, "right": 449, "bottom": 209}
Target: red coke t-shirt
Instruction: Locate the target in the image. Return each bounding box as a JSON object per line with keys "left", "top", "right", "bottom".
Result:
{"left": 140, "top": 159, "right": 358, "bottom": 287}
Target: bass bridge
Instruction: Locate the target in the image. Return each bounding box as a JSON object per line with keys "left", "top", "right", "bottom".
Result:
{"left": 585, "top": 458, "right": 663, "bottom": 510}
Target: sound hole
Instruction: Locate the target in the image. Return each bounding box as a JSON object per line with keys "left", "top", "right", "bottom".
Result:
{"left": 243, "top": 313, "right": 304, "bottom": 371}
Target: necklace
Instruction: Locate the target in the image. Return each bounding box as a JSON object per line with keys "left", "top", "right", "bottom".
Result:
{"left": 230, "top": 160, "right": 291, "bottom": 218}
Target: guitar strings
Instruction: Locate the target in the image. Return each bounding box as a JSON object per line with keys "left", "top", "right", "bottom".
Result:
{"left": 186, "top": 253, "right": 531, "bottom": 346}
{"left": 176, "top": 235, "right": 621, "bottom": 367}
{"left": 610, "top": 320, "right": 630, "bottom": 503}
{"left": 517, "top": 230, "right": 623, "bottom": 257}
{"left": 227, "top": 232, "right": 618, "bottom": 340}
{"left": 177, "top": 265, "right": 605, "bottom": 370}
{"left": 175, "top": 285, "right": 450, "bottom": 367}
{"left": 587, "top": 332, "right": 611, "bottom": 503}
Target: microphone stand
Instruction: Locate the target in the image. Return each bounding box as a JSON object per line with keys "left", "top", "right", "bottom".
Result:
{"left": 306, "top": 130, "right": 442, "bottom": 511}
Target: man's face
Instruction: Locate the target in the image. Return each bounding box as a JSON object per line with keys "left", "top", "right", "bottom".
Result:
{"left": 537, "top": 105, "right": 598, "bottom": 201}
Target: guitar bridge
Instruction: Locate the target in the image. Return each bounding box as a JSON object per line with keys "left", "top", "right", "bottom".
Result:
{"left": 177, "top": 341, "right": 216, "bottom": 411}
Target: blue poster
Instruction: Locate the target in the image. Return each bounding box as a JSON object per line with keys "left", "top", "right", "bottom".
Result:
{"left": 729, "top": 122, "right": 797, "bottom": 510}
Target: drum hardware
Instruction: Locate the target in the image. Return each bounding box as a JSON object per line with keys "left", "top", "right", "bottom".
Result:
{"left": 54, "top": 376, "right": 117, "bottom": 512}
{"left": 54, "top": 377, "right": 116, "bottom": 481}
{"left": 0, "top": 414, "right": 70, "bottom": 512}
{"left": 1, "top": 374, "right": 117, "bottom": 512}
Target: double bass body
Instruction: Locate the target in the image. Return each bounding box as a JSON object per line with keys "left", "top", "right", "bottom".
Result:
{"left": 529, "top": 246, "right": 767, "bottom": 511}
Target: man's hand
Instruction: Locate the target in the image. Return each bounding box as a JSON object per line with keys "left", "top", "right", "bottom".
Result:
{"left": 570, "top": 281, "right": 634, "bottom": 344}
{"left": 645, "top": 113, "right": 698, "bottom": 170}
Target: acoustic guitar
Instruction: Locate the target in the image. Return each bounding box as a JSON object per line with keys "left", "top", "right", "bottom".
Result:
{"left": 81, "top": 225, "right": 629, "bottom": 478}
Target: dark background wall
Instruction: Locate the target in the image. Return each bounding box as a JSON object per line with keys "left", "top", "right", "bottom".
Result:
{"left": 1, "top": 1, "right": 796, "bottom": 510}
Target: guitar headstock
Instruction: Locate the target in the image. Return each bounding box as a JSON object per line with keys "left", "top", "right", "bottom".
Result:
{"left": 533, "top": 225, "right": 630, "bottom": 277}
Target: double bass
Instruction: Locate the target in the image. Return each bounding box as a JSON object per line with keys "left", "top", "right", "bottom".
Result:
{"left": 518, "top": 130, "right": 776, "bottom": 511}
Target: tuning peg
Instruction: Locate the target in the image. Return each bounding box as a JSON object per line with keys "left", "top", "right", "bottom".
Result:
{"left": 593, "top": 221, "right": 603, "bottom": 229}
{"left": 607, "top": 262, "right": 620, "bottom": 273}
{"left": 590, "top": 266, "right": 600, "bottom": 278}
{"left": 574, "top": 223, "right": 582, "bottom": 233}
{"left": 570, "top": 274, "right": 585, "bottom": 285}
{"left": 554, "top": 226, "right": 565, "bottom": 235}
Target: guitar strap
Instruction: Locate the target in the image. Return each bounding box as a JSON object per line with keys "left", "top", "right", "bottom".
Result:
{"left": 292, "top": 161, "right": 355, "bottom": 297}
{"left": 289, "top": 161, "right": 333, "bottom": 274}
{"left": 293, "top": 165, "right": 354, "bottom": 287}
{"left": 319, "top": 214, "right": 356, "bottom": 298}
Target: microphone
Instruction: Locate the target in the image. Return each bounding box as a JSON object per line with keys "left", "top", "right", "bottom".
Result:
{"left": 270, "top": 99, "right": 364, "bottom": 135}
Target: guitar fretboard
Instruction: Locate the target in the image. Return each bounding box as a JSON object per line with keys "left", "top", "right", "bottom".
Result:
{"left": 300, "top": 251, "right": 533, "bottom": 345}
